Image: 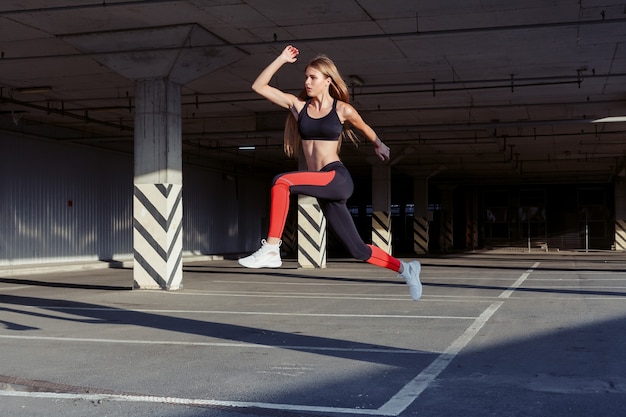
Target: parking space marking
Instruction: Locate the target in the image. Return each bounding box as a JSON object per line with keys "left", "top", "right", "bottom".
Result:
{"left": 0, "top": 261, "right": 548, "bottom": 416}
{"left": 0, "top": 390, "right": 394, "bottom": 416}
{"left": 378, "top": 262, "right": 539, "bottom": 415}
{"left": 0, "top": 334, "right": 423, "bottom": 354}
{"left": 0, "top": 305, "right": 476, "bottom": 320}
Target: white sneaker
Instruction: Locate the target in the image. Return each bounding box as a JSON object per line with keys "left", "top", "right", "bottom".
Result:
{"left": 398, "top": 260, "right": 422, "bottom": 300}
{"left": 238, "top": 239, "right": 282, "bottom": 268}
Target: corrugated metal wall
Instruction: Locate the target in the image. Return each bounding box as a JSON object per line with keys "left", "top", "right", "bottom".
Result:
{"left": 1, "top": 132, "right": 270, "bottom": 266}
{"left": 0, "top": 133, "right": 134, "bottom": 266}
{"left": 182, "top": 165, "right": 269, "bottom": 255}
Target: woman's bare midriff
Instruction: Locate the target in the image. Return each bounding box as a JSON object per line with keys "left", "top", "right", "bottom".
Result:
{"left": 301, "top": 139, "right": 341, "bottom": 171}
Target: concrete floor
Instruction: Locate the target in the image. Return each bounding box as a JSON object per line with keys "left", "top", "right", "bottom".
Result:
{"left": 1, "top": 251, "right": 626, "bottom": 417}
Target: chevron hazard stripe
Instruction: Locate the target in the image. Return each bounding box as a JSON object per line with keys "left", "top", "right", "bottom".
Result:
{"left": 616, "top": 219, "right": 626, "bottom": 251}
{"left": 413, "top": 216, "right": 429, "bottom": 254}
{"left": 133, "top": 184, "right": 183, "bottom": 289}
{"left": 297, "top": 200, "right": 326, "bottom": 268}
{"left": 372, "top": 211, "right": 392, "bottom": 253}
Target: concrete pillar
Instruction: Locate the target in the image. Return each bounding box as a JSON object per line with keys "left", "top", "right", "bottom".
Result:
{"left": 297, "top": 195, "right": 327, "bottom": 268}
{"left": 133, "top": 78, "right": 183, "bottom": 289}
{"left": 615, "top": 180, "right": 626, "bottom": 251}
{"left": 62, "top": 24, "right": 248, "bottom": 290}
{"left": 465, "top": 188, "right": 478, "bottom": 250}
{"left": 297, "top": 156, "right": 326, "bottom": 268}
{"left": 441, "top": 186, "right": 455, "bottom": 252}
{"left": 281, "top": 205, "right": 298, "bottom": 256}
{"left": 372, "top": 165, "right": 392, "bottom": 252}
{"left": 413, "top": 177, "right": 430, "bottom": 254}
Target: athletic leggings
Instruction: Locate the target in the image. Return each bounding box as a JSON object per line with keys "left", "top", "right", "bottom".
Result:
{"left": 268, "top": 161, "right": 401, "bottom": 273}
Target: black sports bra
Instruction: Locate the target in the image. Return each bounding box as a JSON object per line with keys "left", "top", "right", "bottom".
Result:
{"left": 297, "top": 99, "right": 343, "bottom": 141}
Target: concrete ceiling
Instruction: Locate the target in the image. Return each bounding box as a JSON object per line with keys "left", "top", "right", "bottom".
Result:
{"left": 1, "top": 0, "right": 626, "bottom": 184}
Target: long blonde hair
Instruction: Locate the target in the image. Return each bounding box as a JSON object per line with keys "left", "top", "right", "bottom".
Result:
{"left": 284, "top": 54, "right": 359, "bottom": 158}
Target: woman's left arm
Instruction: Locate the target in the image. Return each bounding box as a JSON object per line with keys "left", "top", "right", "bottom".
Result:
{"left": 339, "top": 102, "right": 390, "bottom": 161}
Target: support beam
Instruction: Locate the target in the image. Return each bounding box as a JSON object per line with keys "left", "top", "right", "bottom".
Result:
{"left": 297, "top": 195, "right": 327, "bottom": 268}
{"left": 372, "top": 165, "right": 392, "bottom": 252}
{"left": 615, "top": 180, "right": 626, "bottom": 251}
{"left": 296, "top": 156, "right": 326, "bottom": 268}
{"left": 63, "top": 26, "right": 247, "bottom": 290}
{"left": 441, "top": 186, "right": 455, "bottom": 253}
{"left": 413, "top": 177, "right": 430, "bottom": 254}
{"left": 465, "top": 188, "right": 478, "bottom": 251}
{"left": 133, "top": 78, "right": 183, "bottom": 289}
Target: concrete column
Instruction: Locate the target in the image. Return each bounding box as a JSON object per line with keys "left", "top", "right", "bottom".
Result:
{"left": 133, "top": 78, "right": 183, "bottom": 289}
{"left": 615, "top": 180, "right": 626, "bottom": 251}
{"left": 371, "top": 165, "right": 392, "bottom": 252}
{"left": 441, "top": 186, "right": 455, "bottom": 252}
{"left": 297, "top": 156, "right": 326, "bottom": 268}
{"left": 465, "top": 188, "right": 478, "bottom": 250}
{"left": 281, "top": 205, "right": 298, "bottom": 256}
{"left": 297, "top": 195, "right": 327, "bottom": 268}
{"left": 62, "top": 25, "right": 248, "bottom": 290}
{"left": 413, "top": 177, "right": 430, "bottom": 254}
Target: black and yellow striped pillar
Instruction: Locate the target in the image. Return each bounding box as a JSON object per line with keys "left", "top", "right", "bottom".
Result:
{"left": 281, "top": 206, "right": 298, "bottom": 257}
{"left": 133, "top": 78, "right": 183, "bottom": 290}
{"left": 372, "top": 211, "right": 392, "bottom": 253}
{"left": 465, "top": 190, "right": 478, "bottom": 250}
{"left": 615, "top": 182, "right": 626, "bottom": 252}
{"left": 413, "top": 176, "right": 430, "bottom": 254}
{"left": 413, "top": 216, "right": 429, "bottom": 254}
{"left": 443, "top": 214, "right": 454, "bottom": 252}
{"left": 297, "top": 195, "right": 327, "bottom": 268}
{"left": 68, "top": 34, "right": 246, "bottom": 290}
{"left": 616, "top": 220, "right": 626, "bottom": 251}
{"left": 465, "top": 221, "right": 477, "bottom": 250}
{"left": 133, "top": 184, "right": 183, "bottom": 289}
{"left": 441, "top": 186, "right": 455, "bottom": 252}
{"left": 372, "top": 165, "right": 392, "bottom": 253}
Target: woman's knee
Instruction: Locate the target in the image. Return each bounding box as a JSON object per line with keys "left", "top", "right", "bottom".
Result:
{"left": 345, "top": 241, "right": 372, "bottom": 261}
{"left": 272, "top": 173, "right": 288, "bottom": 187}
{"left": 271, "top": 180, "right": 290, "bottom": 198}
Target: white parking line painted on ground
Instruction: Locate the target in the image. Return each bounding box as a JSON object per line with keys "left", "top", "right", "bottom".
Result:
{"left": 531, "top": 276, "right": 626, "bottom": 280}
{"left": 0, "top": 390, "right": 395, "bottom": 416}
{"left": 156, "top": 291, "right": 503, "bottom": 303}
{"left": 152, "top": 292, "right": 422, "bottom": 301}
{"left": 530, "top": 271, "right": 626, "bottom": 276}
{"left": 377, "top": 262, "right": 540, "bottom": 415}
{"left": 15, "top": 306, "right": 475, "bottom": 320}
{"left": 498, "top": 262, "right": 539, "bottom": 299}
{"left": 0, "top": 262, "right": 554, "bottom": 417}
{"left": 0, "top": 334, "right": 422, "bottom": 354}
{"left": 211, "top": 280, "right": 415, "bottom": 286}
{"left": 377, "top": 301, "right": 505, "bottom": 415}
{"left": 526, "top": 280, "right": 626, "bottom": 291}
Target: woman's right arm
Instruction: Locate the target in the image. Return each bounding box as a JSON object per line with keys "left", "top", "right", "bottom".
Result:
{"left": 252, "top": 45, "right": 300, "bottom": 110}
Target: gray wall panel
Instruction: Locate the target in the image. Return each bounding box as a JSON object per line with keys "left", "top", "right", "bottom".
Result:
{"left": 182, "top": 165, "right": 269, "bottom": 256}
{"left": 1, "top": 132, "right": 270, "bottom": 266}
{"left": 1, "top": 133, "right": 134, "bottom": 265}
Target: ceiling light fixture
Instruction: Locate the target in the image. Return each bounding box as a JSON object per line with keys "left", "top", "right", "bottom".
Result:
{"left": 591, "top": 116, "right": 626, "bottom": 123}
{"left": 238, "top": 146, "right": 256, "bottom": 150}
{"left": 14, "top": 86, "right": 52, "bottom": 94}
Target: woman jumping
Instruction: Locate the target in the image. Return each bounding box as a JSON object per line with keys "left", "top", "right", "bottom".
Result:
{"left": 238, "top": 45, "right": 422, "bottom": 300}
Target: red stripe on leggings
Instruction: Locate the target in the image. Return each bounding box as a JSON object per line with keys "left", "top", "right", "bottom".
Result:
{"left": 366, "top": 244, "right": 401, "bottom": 272}
{"left": 268, "top": 171, "right": 336, "bottom": 239}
